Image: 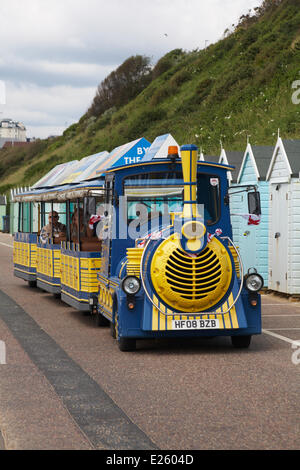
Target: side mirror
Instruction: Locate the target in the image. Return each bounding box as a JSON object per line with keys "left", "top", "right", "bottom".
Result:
{"left": 248, "top": 191, "right": 261, "bottom": 215}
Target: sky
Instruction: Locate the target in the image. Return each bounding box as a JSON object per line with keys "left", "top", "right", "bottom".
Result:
{"left": 0, "top": 0, "right": 262, "bottom": 139}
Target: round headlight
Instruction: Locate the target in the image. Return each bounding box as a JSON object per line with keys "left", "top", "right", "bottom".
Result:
{"left": 122, "top": 276, "right": 141, "bottom": 295}
{"left": 245, "top": 273, "right": 264, "bottom": 292}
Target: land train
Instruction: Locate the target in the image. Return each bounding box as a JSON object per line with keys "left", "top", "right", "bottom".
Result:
{"left": 12, "top": 144, "right": 263, "bottom": 350}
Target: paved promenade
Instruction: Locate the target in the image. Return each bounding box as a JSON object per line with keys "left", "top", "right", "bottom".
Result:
{"left": 0, "top": 233, "right": 299, "bottom": 450}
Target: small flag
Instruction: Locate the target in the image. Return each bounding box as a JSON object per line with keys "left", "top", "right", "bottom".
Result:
{"left": 207, "top": 228, "right": 223, "bottom": 243}
{"left": 136, "top": 230, "right": 163, "bottom": 247}
{"left": 247, "top": 214, "right": 261, "bottom": 226}
{"left": 232, "top": 213, "right": 261, "bottom": 226}
{"left": 88, "top": 214, "right": 101, "bottom": 229}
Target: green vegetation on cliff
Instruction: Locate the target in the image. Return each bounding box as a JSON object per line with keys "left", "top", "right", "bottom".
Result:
{"left": 1, "top": 0, "right": 300, "bottom": 193}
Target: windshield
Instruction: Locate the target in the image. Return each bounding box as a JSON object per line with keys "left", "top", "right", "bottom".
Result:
{"left": 123, "top": 171, "right": 220, "bottom": 225}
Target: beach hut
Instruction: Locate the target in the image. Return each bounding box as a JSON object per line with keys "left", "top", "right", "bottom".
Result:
{"left": 230, "top": 143, "right": 274, "bottom": 286}
{"left": 266, "top": 137, "right": 300, "bottom": 294}
{"left": 219, "top": 147, "right": 244, "bottom": 185}
{"left": 0, "top": 195, "right": 7, "bottom": 231}
{"left": 202, "top": 153, "right": 219, "bottom": 164}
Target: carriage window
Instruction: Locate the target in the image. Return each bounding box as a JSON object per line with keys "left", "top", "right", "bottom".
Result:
{"left": 123, "top": 172, "right": 220, "bottom": 225}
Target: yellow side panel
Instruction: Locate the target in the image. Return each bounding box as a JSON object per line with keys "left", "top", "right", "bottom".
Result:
{"left": 13, "top": 241, "right": 18, "bottom": 264}
{"left": 80, "top": 257, "right": 101, "bottom": 293}
{"left": 53, "top": 249, "right": 61, "bottom": 279}
{"left": 30, "top": 244, "right": 37, "bottom": 268}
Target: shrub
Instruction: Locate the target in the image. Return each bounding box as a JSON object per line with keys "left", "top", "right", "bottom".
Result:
{"left": 0, "top": 183, "right": 13, "bottom": 195}
{"left": 87, "top": 55, "right": 152, "bottom": 118}
{"left": 126, "top": 108, "right": 167, "bottom": 140}
{"left": 63, "top": 123, "right": 78, "bottom": 140}
{"left": 152, "top": 49, "right": 185, "bottom": 79}
{"left": 195, "top": 78, "right": 215, "bottom": 101}
{"left": 23, "top": 154, "right": 63, "bottom": 182}
{"left": 170, "top": 69, "right": 191, "bottom": 88}
{"left": 112, "top": 111, "right": 128, "bottom": 125}
{"left": 150, "top": 85, "right": 175, "bottom": 106}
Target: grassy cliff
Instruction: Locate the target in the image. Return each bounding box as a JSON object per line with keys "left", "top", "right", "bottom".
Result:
{"left": 1, "top": 0, "right": 300, "bottom": 193}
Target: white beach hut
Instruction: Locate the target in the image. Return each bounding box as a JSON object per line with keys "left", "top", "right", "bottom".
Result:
{"left": 266, "top": 137, "right": 300, "bottom": 294}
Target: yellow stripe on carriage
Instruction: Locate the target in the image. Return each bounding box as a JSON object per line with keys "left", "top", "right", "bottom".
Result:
{"left": 167, "top": 308, "right": 173, "bottom": 330}
{"left": 61, "top": 289, "right": 89, "bottom": 303}
{"left": 222, "top": 300, "right": 232, "bottom": 329}
{"left": 152, "top": 295, "right": 159, "bottom": 331}
{"left": 216, "top": 305, "right": 224, "bottom": 329}
{"left": 228, "top": 293, "right": 239, "bottom": 329}
{"left": 159, "top": 302, "right": 166, "bottom": 331}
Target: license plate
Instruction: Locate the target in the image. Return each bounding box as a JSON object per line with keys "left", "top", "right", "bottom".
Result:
{"left": 172, "top": 319, "right": 220, "bottom": 330}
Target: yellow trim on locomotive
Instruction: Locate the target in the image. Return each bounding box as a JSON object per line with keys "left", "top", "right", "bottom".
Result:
{"left": 151, "top": 292, "right": 239, "bottom": 331}
{"left": 126, "top": 247, "right": 143, "bottom": 276}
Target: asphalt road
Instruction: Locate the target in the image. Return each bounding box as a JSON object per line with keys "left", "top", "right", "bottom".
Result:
{"left": 0, "top": 233, "right": 299, "bottom": 450}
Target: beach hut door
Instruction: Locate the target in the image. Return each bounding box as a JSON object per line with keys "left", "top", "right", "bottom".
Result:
{"left": 270, "top": 183, "right": 289, "bottom": 293}
{"left": 241, "top": 225, "right": 257, "bottom": 274}
{"left": 238, "top": 193, "right": 258, "bottom": 274}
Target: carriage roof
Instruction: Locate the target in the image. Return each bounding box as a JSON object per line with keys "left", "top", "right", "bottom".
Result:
{"left": 104, "top": 159, "right": 235, "bottom": 174}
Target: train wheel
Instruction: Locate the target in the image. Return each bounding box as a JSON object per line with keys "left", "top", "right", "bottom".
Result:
{"left": 231, "top": 335, "right": 251, "bottom": 349}
{"left": 82, "top": 310, "right": 92, "bottom": 316}
{"left": 110, "top": 304, "right": 118, "bottom": 338}
{"left": 110, "top": 321, "right": 116, "bottom": 338}
{"left": 28, "top": 280, "right": 37, "bottom": 288}
{"left": 113, "top": 306, "right": 136, "bottom": 351}
{"left": 118, "top": 337, "right": 136, "bottom": 352}
{"left": 96, "top": 312, "right": 110, "bottom": 327}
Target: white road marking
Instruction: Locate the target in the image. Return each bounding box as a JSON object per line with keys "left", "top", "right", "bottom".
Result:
{"left": 262, "top": 314, "right": 300, "bottom": 317}
{"left": 0, "top": 242, "right": 13, "bottom": 248}
{"left": 262, "top": 303, "right": 300, "bottom": 306}
{"left": 262, "top": 329, "right": 300, "bottom": 345}
{"left": 264, "top": 328, "right": 300, "bottom": 331}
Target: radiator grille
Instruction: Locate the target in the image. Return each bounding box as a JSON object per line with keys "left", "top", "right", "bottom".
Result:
{"left": 165, "top": 247, "right": 222, "bottom": 300}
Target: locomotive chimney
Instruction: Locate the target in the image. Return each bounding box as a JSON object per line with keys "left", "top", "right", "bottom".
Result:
{"left": 180, "top": 144, "right": 199, "bottom": 220}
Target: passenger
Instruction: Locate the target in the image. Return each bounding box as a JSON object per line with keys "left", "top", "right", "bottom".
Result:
{"left": 40, "top": 211, "right": 66, "bottom": 244}
{"left": 71, "top": 208, "right": 93, "bottom": 242}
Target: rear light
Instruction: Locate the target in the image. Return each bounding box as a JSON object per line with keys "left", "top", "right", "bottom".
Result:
{"left": 248, "top": 291, "right": 259, "bottom": 308}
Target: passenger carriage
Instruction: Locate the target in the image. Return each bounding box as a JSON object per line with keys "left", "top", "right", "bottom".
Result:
{"left": 13, "top": 180, "right": 105, "bottom": 309}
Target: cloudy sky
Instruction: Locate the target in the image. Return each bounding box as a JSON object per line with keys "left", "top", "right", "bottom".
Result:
{"left": 0, "top": 0, "right": 262, "bottom": 139}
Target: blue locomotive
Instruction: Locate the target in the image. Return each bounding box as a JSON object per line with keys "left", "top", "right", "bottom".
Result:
{"left": 96, "top": 144, "right": 263, "bottom": 350}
